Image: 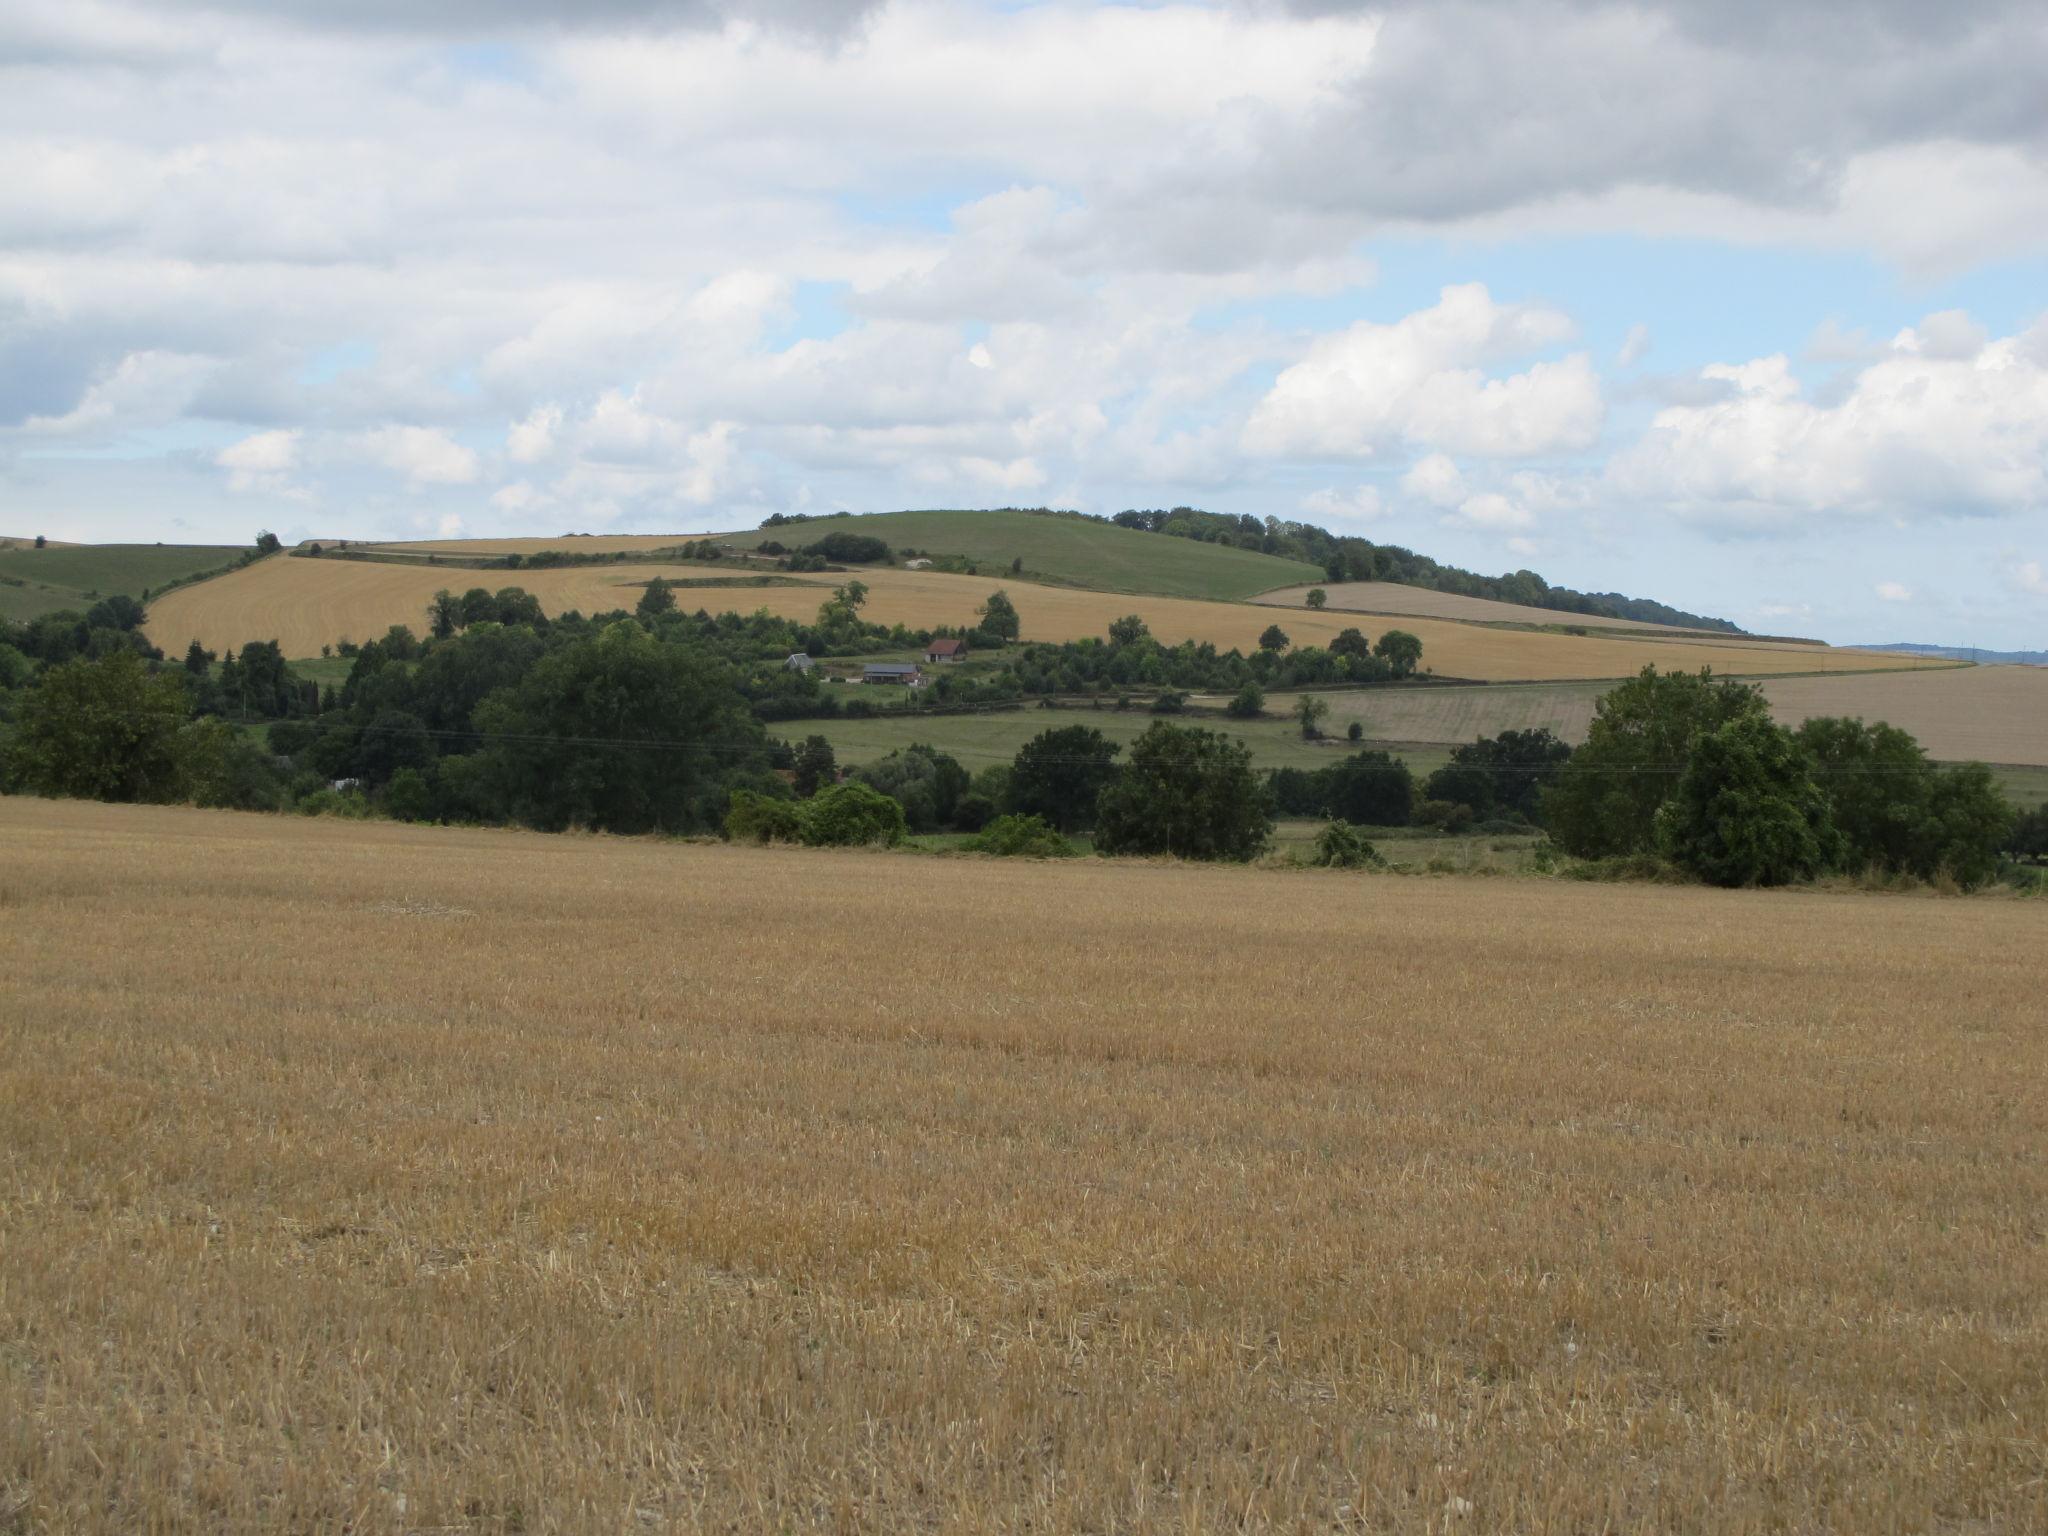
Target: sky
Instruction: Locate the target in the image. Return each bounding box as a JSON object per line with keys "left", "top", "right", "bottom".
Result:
{"left": 3, "top": 0, "right": 2047, "bottom": 646}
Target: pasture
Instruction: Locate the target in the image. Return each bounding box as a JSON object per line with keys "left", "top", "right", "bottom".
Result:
{"left": 708, "top": 509, "right": 1327, "bottom": 600}
{"left": 144, "top": 555, "right": 1943, "bottom": 685}
{"left": 0, "top": 541, "right": 240, "bottom": 623}
{"left": 2, "top": 798, "right": 2044, "bottom": 1532}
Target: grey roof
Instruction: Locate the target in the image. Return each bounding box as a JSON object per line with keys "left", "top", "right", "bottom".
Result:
{"left": 863, "top": 662, "right": 920, "bottom": 674}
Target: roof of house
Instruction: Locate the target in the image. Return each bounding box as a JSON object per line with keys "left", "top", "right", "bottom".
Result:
{"left": 863, "top": 662, "right": 921, "bottom": 675}
{"left": 926, "top": 637, "right": 967, "bottom": 655}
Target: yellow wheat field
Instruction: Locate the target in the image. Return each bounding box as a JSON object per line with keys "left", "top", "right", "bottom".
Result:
{"left": 1, "top": 797, "right": 2043, "bottom": 1532}
{"left": 146, "top": 556, "right": 1940, "bottom": 683}
{"left": 345, "top": 533, "right": 714, "bottom": 556}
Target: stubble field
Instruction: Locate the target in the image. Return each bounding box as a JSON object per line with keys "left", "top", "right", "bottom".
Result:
{"left": 2, "top": 798, "right": 2044, "bottom": 1532}
{"left": 144, "top": 556, "right": 1939, "bottom": 685}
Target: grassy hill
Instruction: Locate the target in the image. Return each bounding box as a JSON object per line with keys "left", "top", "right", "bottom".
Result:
{"left": 0, "top": 541, "right": 243, "bottom": 623}
{"left": 712, "top": 510, "right": 1326, "bottom": 601}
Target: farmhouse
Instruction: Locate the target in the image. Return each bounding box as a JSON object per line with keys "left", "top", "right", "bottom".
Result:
{"left": 924, "top": 637, "right": 967, "bottom": 664}
{"left": 862, "top": 662, "right": 922, "bottom": 686}
{"left": 784, "top": 652, "right": 814, "bottom": 672}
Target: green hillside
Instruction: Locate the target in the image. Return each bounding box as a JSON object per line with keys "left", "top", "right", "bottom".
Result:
{"left": 0, "top": 541, "right": 242, "bottom": 623}
{"left": 715, "top": 510, "right": 1325, "bottom": 601}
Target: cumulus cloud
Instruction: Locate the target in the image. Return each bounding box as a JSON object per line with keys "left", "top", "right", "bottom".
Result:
{"left": 216, "top": 427, "right": 302, "bottom": 495}
{"left": 1301, "top": 485, "right": 1386, "bottom": 525}
{"left": 1245, "top": 285, "right": 1603, "bottom": 459}
{"left": 358, "top": 425, "right": 481, "bottom": 487}
{"left": 2004, "top": 556, "right": 2048, "bottom": 598}
{"left": 1608, "top": 312, "right": 2048, "bottom": 525}
{"left": 1874, "top": 581, "right": 1912, "bottom": 602}
{"left": 23, "top": 350, "right": 213, "bottom": 437}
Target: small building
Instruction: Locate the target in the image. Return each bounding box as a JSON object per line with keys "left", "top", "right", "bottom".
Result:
{"left": 784, "top": 652, "right": 815, "bottom": 673}
{"left": 924, "top": 637, "right": 967, "bottom": 664}
{"left": 862, "top": 663, "right": 923, "bottom": 686}
{"left": 904, "top": 558, "right": 933, "bottom": 570}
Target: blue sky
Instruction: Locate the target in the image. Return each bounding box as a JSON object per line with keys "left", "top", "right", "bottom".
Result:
{"left": 2, "top": 0, "right": 2046, "bottom": 645}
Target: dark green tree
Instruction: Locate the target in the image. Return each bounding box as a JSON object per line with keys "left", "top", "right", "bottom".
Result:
{"left": 799, "top": 781, "right": 907, "bottom": 846}
{"left": 1373, "top": 629, "right": 1423, "bottom": 678}
{"left": 5, "top": 651, "right": 195, "bottom": 803}
{"left": 792, "top": 734, "right": 838, "bottom": 796}
{"left": 853, "top": 743, "right": 970, "bottom": 832}
{"left": 1317, "top": 749, "right": 1415, "bottom": 826}
{"left": 1258, "top": 623, "right": 1290, "bottom": 652}
{"left": 1305, "top": 588, "right": 1327, "bottom": 609}
{"left": 1108, "top": 614, "right": 1150, "bottom": 646}
{"left": 470, "top": 620, "right": 768, "bottom": 834}
{"left": 254, "top": 530, "right": 283, "bottom": 555}
{"left": 1093, "top": 721, "right": 1271, "bottom": 861}
{"left": 428, "top": 589, "right": 462, "bottom": 640}
{"left": 1656, "top": 714, "right": 1840, "bottom": 886}
{"left": 636, "top": 577, "right": 677, "bottom": 619}
{"left": 1225, "top": 683, "right": 1264, "bottom": 718}
{"left": 1007, "top": 725, "right": 1121, "bottom": 832}
{"left": 1329, "top": 627, "right": 1370, "bottom": 658}
{"left": 1425, "top": 728, "right": 1574, "bottom": 822}
{"left": 1545, "top": 667, "right": 1769, "bottom": 858}
{"left": 978, "top": 589, "right": 1021, "bottom": 642}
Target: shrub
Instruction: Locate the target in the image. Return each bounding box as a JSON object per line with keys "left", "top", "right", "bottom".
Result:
{"left": 1225, "top": 683, "right": 1264, "bottom": 719}
{"left": 1655, "top": 714, "right": 1839, "bottom": 887}
{"left": 1312, "top": 821, "right": 1381, "bottom": 869}
{"left": 725, "top": 789, "right": 803, "bottom": 844}
{"left": 969, "top": 814, "right": 1073, "bottom": 858}
{"left": 803, "top": 532, "right": 891, "bottom": 563}
{"left": 799, "top": 781, "right": 907, "bottom": 847}
{"left": 383, "top": 767, "right": 435, "bottom": 823}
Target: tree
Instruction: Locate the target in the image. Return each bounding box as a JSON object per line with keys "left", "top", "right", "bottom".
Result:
{"left": 969, "top": 813, "right": 1072, "bottom": 857}
{"left": 1007, "top": 725, "right": 1121, "bottom": 832}
{"left": 254, "top": 530, "right": 282, "bottom": 555}
{"left": 458, "top": 587, "right": 499, "bottom": 629}
{"left": 470, "top": 620, "right": 768, "bottom": 835}
{"left": 1329, "top": 627, "right": 1370, "bottom": 659}
{"left": 1656, "top": 714, "right": 1839, "bottom": 887}
{"left": 1545, "top": 667, "right": 1769, "bottom": 859}
{"left": 33, "top": 535, "right": 46, "bottom": 549}
{"left": 792, "top": 734, "right": 838, "bottom": 796}
{"left": 1346, "top": 720, "right": 1363, "bottom": 743}
{"left": 1373, "top": 629, "right": 1423, "bottom": 678}
{"left": 1913, "top": 763, "right": 2013, "bottom": 889}
{"left": 799, "top": 781, "right": 906, "bottom": 846}
{"left": 1293, "top": 694, "right": 1329, "bottom": 739}
{"left": 5, "top": 650, "right": 197, "bottom": 804}
{"left": 183, "top": 639, "right": 213, "bottom": 675}
{"left": 2008, "top": 804, "right": 2048, "bottom": 860}
{"left": 1225, "top": 683, "right": 1264, "bottom": 719}
{"left": 1317, "top": 750, "right": 1415, "bottom": 827}
{"left": 1094, "top": 721, "right": 1272, "bottom": 861}
{"left": 1312, "top": 821, "right": 1380, "bottom": 868}
{"left": 1108, "top": 614, "right": 1150, "bottom": 647}
{"left": 853, "top": 743, "right": 969, "bottom": 832}
{"left": 978, "top": 589, "right": 1021, "bottom": 642}
{"left": 725, "top": 789, "right": 803, "bottom": 844}
{"left": 636, "top": 577, "right": 677, "bottom": 619}
{"left": 1425, "top": 728, "right": 1573, "bottom": 822}
{"left": 383, "top": 767, "right": 435, "bottom": 823}
{"left": 1794, "top": 717, "right": 2012, "bottom": 886}
{"left": 429, "top": 590, "right": 462, "bottom": 641}
{"left": 1305, "top": 588, "right": 1327, "bottom": 610}
{"left": 1258, "top": 624, "right": 1290, "bottom": 652}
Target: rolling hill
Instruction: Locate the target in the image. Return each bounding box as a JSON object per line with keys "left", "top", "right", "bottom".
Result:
{"left": 708, "top": 510, "right": 1327, "bottom": 601}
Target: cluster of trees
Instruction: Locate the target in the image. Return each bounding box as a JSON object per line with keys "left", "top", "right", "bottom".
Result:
{"left": 1544, "top": 667, "right": 2016, "bottom": 887}
{"left": 1107, "top": 507, "right": 1737, "bottom": 631}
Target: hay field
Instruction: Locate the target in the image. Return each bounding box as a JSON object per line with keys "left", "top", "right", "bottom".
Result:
{"left": 1257, "top": 581, "right": 1730, "bottom": 635}
{"left": 2, "top": 798, "right": 2044, "bottom": 1532}
{"left": 147, "top": 556, "right": 1940, "bottom": 684}
{"left": 1759, "top": 664, "right": 2048, "bottom": 765}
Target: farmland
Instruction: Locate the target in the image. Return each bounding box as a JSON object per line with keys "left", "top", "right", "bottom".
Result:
{"left": 0, "top": 540, "right": 241, "bottom": 623}
{"left": 144, "top": 554, "right": 1942, "bottom": 685}
{"left": 709, "top": 509, "right": 1327, "bottom": 600}
{"left": 3, "top": 797, "right": 2045, "bottom": 1531}
{"left": 347, "top": 533, "right": 711, "bottom": 557}
{"left": 1256, "top": 580, "right": 1731, "bottom": 635}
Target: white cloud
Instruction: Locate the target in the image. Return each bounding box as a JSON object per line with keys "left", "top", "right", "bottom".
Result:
{"left": 216, "top": 428, "right": 302, "bottom": 496}
{"left": 1400, "top": 452, "right": 1466, "bottom": 508}
{"left": 1245, "top": 284, "right": 1603, "bottom": 459}
{"left": 1446, "top": 491, "right": 1535, "bottom": 531}
{"left": 1616, "top": 323, "right": 1652, "bottom": 368}
{"left": 507, "top": 404, "right": 562, "bottom": 464}
{"left": 2003, "top": 557, "right": 2048, "bottom": 598}
{"left": 1608, "top": 313, "right": 2048, "bottom": 526}
{"left": 1302, "top": 485, "right": 1386, "bottom": 525}
{"left": 358, "top": 425, "right": 481, "bottom": 487}
{"left": 24, "top": 350, "right": 212, "bottom": 437}
{"left": 1875, "top": 581, "right": 1913, "bottom": 602}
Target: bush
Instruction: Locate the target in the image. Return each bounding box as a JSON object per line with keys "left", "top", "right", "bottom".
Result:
{"left": 383, "top": 767, "right": 435, "bottom": 823}
{"left": 803, "top": 532, "right": 891, "bottom": 563}
{"left": 952, "top": 792, "right": 997, "bottom": 833}
{"left": 725, "top": 789, "right": 804, "bottom": 844}
{"left": 1312, "top": 821, "right": 1381, "bottom": 868}
{"left": 968, "top": 813, "right": 1073, "bottom": 858}
{"left": 1415, "top": 798, "right": 1475, "bottom": 833}
{"left": 1093, "top": 721, "right": 1271, "bottom": 861}
{"left": 799, "top": 781, "right": 907, "bottom": 847}
{"left": 1655, "top": 714, "right": 1838, "bottom": 887}
{"left": 1225, "top": 683, "right": 1264, "bottom": 719}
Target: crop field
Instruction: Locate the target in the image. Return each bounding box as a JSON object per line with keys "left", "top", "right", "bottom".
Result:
{"left": 3, "top": 798, "right": 2044, "bottom": 1532}
{"left": 0, "top": 541, "right": 240, "bottom": 623}
{"left": 146, "top": 556, "right": 1943, "bottom": 685}
{"left": 347, "top": 534, "right": 711, "bottom": 556}
{"left": 709, "top": 509, "right": 1327, "bottom": 601}
{"left": 1758, "top": 664, "right": 2048, "bottom": 767}
{"left": 1256, "top": 581, "right": 1731, "bottom": 636}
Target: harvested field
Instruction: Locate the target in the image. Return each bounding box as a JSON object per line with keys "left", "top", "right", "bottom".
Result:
{"left": 1257, "top": 580, "right": 1734, "bottom": 636}
{"left": 2, "top": 798, "right": 2045, "bottom": 1532}
{"left": 1758, "top": 664, "right": 2048, "bottom": 766}
{"left": 147, "top": 557, "right": 1941, "bottom": 684}
{"left": 349, "top": 533, "right": 711, "bottom": 556}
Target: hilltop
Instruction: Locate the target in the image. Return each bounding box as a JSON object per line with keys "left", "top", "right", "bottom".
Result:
{"left": 710, "top": 509, "right": 1326, "bottom": 601}
{"left": 0, "top": 540, "right": 243, "bottom": 623}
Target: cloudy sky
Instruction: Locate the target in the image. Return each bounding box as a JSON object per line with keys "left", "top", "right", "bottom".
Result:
{"left": 4, "top": 0, "right": 2047, "bottom": 644}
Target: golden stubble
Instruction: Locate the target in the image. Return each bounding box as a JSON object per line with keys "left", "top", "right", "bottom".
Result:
{"left": 1, "top": 797, "right": 2043, "bottom": 1532}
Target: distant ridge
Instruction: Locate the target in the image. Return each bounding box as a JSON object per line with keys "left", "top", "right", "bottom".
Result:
{"left": 1855, "top": 642, "right": 2048, "bottom": 666}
